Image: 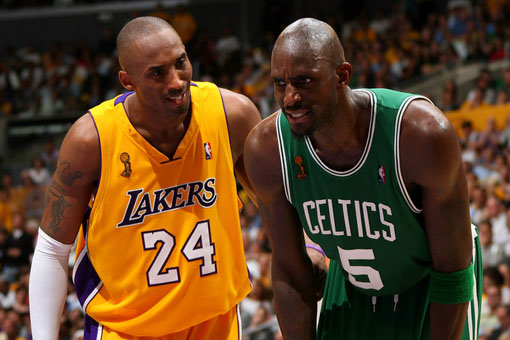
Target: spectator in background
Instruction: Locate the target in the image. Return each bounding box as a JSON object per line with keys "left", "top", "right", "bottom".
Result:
{"left": 440, "top": 79, "right": 459, "bottom": 111}
{"left": 240, "top": 278, "right": 273, "bottom": 330}
{"left": 0, "top": 317, "right": 23, "bottom": 340}
{"left": 484, "top": 195, "right": 510, "bottom": 252}
{"left": 12, "top": 284, "right": 28, "bottom": 316}
{"left": 490, "top": 304, "right": 510, "bottom": 340}
{"left": 245, "top": 305, "right": 276, "bottom": 340}
{"left": 465, "top": 68, "right": 497, "bottom": 106}
{"left": 0, "top": 188, "right": 13, "bottom": 233}
{"left": 1, "top": 174, "right": 24, "bottom": 215}
{"left": 480, "top": 284, "right": 503, "bottom": 336}
{"left": 26, "top": 157, "right": 51, "bottom": 187}
{"left": 170, "top": 4, "right": 197, "bottom": 45}
{"left": 148, "top": 3, "right": 172, "bottom": 23}
{"left": 39, "top": 138, "right": 59, "bottom": 172}
{"left": 495, "top": 68, "right": 510, "bottom": 104}
{"left": 499, "top": 116, "right": 510, "bottom": 150}
{"left": 480, "top": 219, "right": 506, "bottom": 268}
{"left": 470, "top": 184, "right": 487, "bottom": 226}
{"left": 96, "top": 28, "right": 116, "bottom": 56}
{"left": 476, "top": 117, "right": 501, "bottom": 152}
{"left": 216, "top": 27, "right": 241, "bottom": 72}
{"left": 499, "top": 262, "right": 510, "bottom": 305}
{"left": 459, "top": 121, "right": 479, "bottom": 163}
{"left": 460, "top": 87, "right": 491, "bottom": 110}
{"left": 22, "top": 175, "right": 45, "bottom": 221}
{"left": 2, "top": 212, "right": 33, "bottom": 283}
{"left": 0, "top": 276, "right": 15, "bottom": 310}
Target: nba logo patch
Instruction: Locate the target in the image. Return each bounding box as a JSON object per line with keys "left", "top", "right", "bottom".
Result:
{"left": 204, "top": 142, "right": 212, "bottom": 160}
{"left": 378, "top": 165, "right": 386, "bottom": 183}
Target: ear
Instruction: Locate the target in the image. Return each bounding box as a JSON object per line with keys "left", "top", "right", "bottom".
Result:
{"left": 119, "top": 70, "right": 134, "bottom": 91}
{"left": 336, "top": 62, "right": 352, "bottom": 89}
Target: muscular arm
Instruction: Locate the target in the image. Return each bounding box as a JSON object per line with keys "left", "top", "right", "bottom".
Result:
{"left": 220, "top": 88, "right": 262, "bottom": 205}
{"left": 29, "top": 113, "right": 100, "bottom": 338}
{"left": 401, "top": 100, "right": 472, "bottom": 340}
{"left": 41, "top": 113, "right": 100, "bottom": 243}
{"left": 244, "top": 115, "right": 317, "bottom": 339}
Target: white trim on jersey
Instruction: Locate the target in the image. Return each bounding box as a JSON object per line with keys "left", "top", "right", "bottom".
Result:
{"left": 467, "top": 224, "right": 480, "bottom": 340}
{"left": 72, "top": 243, "right": 87, "bottom": 283}
{"left": 276, "top": 111, "right": 293, "bottom": 204}
{"left": 96, "top": 324, "right": 103, "bottom": 340}
{"left": 303, "top": 89, "right": 377, "bottom": 177}
{"left": 237, "top": 304, "right": 242, "bottom": 340}
{"left": 83, "top": 281, "right": 103, "bottom": 313}
{"left": 393, "top": 95, "right": 432, "bottom": 214}
{"left": 75, "top": 244, "right": 103, "bottom": 313}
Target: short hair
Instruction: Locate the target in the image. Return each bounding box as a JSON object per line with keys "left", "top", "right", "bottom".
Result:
{"left": 117, "top": 16, "right": 173, "bottom": 51}
{"left": 117, "top": 16, "right": 177, "bottom": 69}
{"left": 275, "top": 18, "right": 345, "bottom": 65}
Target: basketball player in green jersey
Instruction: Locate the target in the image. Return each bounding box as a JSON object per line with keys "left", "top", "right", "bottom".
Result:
{"left": 244, "top": 18, "right": 481, "bottom": 340}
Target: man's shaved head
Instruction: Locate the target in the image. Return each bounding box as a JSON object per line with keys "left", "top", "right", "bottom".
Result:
{"left": 273, "top": 18, "right": 345, "bottom": 65}
{"left": 117, "top": 16, "right": 179, "bottom": 70}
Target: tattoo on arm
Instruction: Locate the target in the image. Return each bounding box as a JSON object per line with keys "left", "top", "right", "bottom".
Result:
{"left": 45, "top": 181, "right": 72, "bottom": 236}
{"left": 44, "top": 161, "right": 82, "bottom": 236}
{"left": 58, "top": 161, "right": 83, "bottom": 187}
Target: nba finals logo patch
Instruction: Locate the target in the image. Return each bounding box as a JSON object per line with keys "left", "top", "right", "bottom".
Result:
{"left": 120, "top": 152, "right": 132, "bottom": 178}
{"left": 294, "top": 156, "right": 307, "bottom": 180}
{"left": 204, "top": 142, "right": 212, "bottom": 160}
{"left": 378, "top": 165, "right": 386, "bottom": 183}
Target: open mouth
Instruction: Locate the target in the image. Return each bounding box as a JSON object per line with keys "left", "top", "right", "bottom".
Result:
{"left": 167, "top": 91, "right": 186, "bottom": 105}
{"left": 285, "top": 110, "right": 310, "bottom": 121}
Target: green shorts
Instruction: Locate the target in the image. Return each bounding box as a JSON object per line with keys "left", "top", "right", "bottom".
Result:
{"left": 318, "top": 229, "right": 482, "bottom": 340}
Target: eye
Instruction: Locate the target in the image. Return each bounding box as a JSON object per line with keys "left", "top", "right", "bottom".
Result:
{"left": 273, "top": 79, "right": 286, "bottom": 87}
{"left": 295, "top": 77, "right": 311, "bottom": 85}
{"left": 150, "top": 68, "right": 164, "bottom": 77}
{"left": 176, "top": 58, "right": 187, "bottom": 69}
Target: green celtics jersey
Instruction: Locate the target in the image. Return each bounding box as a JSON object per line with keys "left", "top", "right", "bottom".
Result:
{"left": 276, "top": 88, "right": 432, "bottom": 297}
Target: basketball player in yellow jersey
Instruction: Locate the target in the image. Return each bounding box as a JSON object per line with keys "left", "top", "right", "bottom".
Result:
{"left": 29, "top": 16, "right": 262, "bottom": 339}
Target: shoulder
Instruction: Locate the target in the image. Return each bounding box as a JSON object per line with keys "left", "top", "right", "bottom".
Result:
{"left": 400, "top": 99, "right": 457, "bottom": 158}
{"left": 66, "top": 113, "right": 99, "bottom": 148}
{"left": 401, "top": 99, "right": 453, "bottom": 139}
{"left": 244, "top": 113, "right": 283, "bottom": 195}
{"left": 219, "top": 87, "right": 260, "bottom": 123}
{"left": 58, "top": 113, "right": 100, "bottom": 173}
{"left": 245, "top": 112, "right": 279, "bottom": 150}
{"left": 400, "top": 99, "right": 461, "bottom": 187}
{"left": 217, "top": 87, "right": 261, "bottom": 161}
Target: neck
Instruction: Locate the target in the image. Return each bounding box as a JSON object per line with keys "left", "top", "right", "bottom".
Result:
{"left": 125, "top": 93, "right": 192, "bottom": 158}
{"left": 312, "top": 88, "right": 371, "bottom": 153}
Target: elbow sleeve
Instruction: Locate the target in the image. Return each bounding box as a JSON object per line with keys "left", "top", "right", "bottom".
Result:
{"left": 29, "top": 228, "right": 73, "bottom": 340}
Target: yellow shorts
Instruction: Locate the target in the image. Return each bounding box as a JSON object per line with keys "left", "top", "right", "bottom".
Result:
{"left": 85, "top": 305, "right": 241, "bottom": 340}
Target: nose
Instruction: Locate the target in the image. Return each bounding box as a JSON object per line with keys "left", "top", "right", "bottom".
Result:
{"left": 166, "top": 68, "right": 184, "bottom": 91}
{"left": 283, "top": 84, "right": 301, "bottom": 108}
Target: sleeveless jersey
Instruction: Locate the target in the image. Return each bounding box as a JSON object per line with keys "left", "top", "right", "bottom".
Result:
{"left": 73, "top": 81, "right": 251, "bottom": 336}
{"left": 276, "top": 88, "right": 432, "bottom": 296}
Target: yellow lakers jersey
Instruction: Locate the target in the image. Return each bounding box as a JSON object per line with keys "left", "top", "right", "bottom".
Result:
{"left": 73, "top": 82, "right": 251, "bottom": 336}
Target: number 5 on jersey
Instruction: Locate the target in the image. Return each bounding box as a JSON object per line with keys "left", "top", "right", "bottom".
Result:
{"left": 142, "top": 220, "right": 217, "bottom": 286}
{"left": 337, "top": 245, "right": 384, "bottom": 291}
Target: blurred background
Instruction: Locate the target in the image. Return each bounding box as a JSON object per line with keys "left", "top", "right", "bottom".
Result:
{"left": 1, "top": 0, "right": 510, "bottom": 339}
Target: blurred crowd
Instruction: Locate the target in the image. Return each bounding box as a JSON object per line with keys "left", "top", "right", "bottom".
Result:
{"left": 1, "top": 0, "right": 510, "bottom": 339}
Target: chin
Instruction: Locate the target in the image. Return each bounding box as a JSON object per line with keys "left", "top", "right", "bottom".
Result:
{"left": 289, "top": 125, "right": 312, "bottom": 138}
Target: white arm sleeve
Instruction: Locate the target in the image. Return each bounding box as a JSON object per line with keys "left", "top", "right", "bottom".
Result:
{"left": 29, "top": 228, "right": 73, "bottom": 340}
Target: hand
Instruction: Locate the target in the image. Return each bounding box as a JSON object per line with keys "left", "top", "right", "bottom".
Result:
{"left": 306, "top": 247, "right": 328, "bottom": 300}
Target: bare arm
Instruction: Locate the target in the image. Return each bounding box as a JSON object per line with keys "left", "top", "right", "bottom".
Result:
{"left": 220, "top": 88, "right": 262, "bottom": 205}
{"left": 244, "top": 115, "right": 317, "bottom": 340}
{"left": 29, "top": 113, "right": 100, "bottom": 338}
{"left": 41, "top": 113, "right": 100, "bottom": 243}
{"left": 401, "top": 100, "right": 472, "bottom": 340}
